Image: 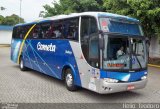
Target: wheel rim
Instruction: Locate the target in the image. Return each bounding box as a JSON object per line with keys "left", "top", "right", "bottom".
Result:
{"left": 66, "top": 73, "right": 73, "bottom": 87}
{"left": 20, "top": 59, "right": 23, "bottom": 69}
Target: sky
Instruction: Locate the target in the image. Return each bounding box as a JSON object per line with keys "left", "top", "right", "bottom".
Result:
{"left": 0, "top": 0, "right": 58, "bottom": 22}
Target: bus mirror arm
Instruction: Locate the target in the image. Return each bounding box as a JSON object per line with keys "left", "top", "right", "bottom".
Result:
{"left": 99, "top": 30, "right": 104, "bottom": 49}
{"left": 99, "top": 37, "right": 104, "bottom": 49}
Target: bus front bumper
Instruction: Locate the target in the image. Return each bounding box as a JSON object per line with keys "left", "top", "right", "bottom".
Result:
{"left": 99, "top": 79, "right": 147, "bottom": 94}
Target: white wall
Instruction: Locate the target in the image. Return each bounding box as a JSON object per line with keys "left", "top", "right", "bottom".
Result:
{"left": 149, "top": 37, "right": 160, "bottom": 58}
{"left": 0, "top": 30, "right": 12, "bottom": 44}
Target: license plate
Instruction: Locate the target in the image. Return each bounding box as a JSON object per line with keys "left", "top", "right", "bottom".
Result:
{"left": 127, "top": 85, "right": 135, "bottom": 90}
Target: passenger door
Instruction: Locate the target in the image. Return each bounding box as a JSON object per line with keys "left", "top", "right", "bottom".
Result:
{"left": 77, "top": 16, "right": 100, "bottom": 90}
{"left": 81, "top": 16, "right": 99, "bottom": 68}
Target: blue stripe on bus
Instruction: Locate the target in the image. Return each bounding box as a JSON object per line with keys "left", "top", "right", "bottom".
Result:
{"left": 100, "top": 70, "right": 147, "bottom": 82}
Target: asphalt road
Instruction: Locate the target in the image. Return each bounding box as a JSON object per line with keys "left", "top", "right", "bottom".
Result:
{"left": 0, "top": 47, "right": 160, "bottom": 103}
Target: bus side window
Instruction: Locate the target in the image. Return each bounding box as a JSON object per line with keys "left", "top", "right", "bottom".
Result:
{"left": 19, "top": 27, "right": 23, "bottom": 38}
{"left": 40, "top": 22, "right": 51, "bottom": 39}
{"left": 63, "top": 18, "right": 79, "bottom": 41}
{"left": 27, "top": 25, "right": 33, "bottom": 39}
{"left": 50, "top": 20, "right": 63, "bottom": 39}
{"left": 33, "top": 27, "right": 39, "bottom": 39}
{"left": 20, "top": 26, "right": 29, "bottom": 39}
{"left": 16, "top": 27, "right": 22, "bottom": 39}
{"left": 28, "top": 24, "right": 39, "bottom": 39}
{"left": 12, "top": 27, "right": 17, "bottom": 39}
{"left": 47, "top": 22, "right": 55, "bottom": 39}
{"left": 17, "top": 26, "right": 26, "bottom": 39}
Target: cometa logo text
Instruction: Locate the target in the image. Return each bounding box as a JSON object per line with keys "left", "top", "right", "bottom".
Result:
{"left": 37, "top": 42, "right": 56, "bottom": 52}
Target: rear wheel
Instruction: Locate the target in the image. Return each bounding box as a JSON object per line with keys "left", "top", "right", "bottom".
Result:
{"left": 19, "top": 57, "right": 27, "bottom": 71}
{"left": 65, "top": 69, "right": 77, "bottom": 91}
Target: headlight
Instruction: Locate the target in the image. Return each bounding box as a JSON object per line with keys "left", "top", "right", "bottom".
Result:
{"left": 103, "top": 78, "right": 119, "bottom": 83}
{"left": 144, "top": 72, "right": 148, "bottom": 74}
{"left": 141, "top": 76, "right": 147, "bottom": 80}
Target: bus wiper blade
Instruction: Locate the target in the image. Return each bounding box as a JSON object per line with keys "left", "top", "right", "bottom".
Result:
{"left": 133, "top": 54, "right": 142, "bottom": 69}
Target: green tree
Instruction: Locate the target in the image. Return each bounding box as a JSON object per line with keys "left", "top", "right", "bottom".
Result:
{"left": 1, "top": 14, "right": 24, "bottom": 26}
{"left": 0, "top": 15, "right": 4, "bottom": 24}
{"left": 43, "top": 0, "right": 103, "bottom": 17}
{"left": 103, "top": 0, "right": 160, "bottom": 38}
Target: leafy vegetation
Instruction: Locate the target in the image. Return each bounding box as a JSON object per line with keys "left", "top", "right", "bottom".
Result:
{"left": 103, "top": 0, "right": 160, "bottom": 38}
{"left": 0, "top": 14, "right": 24, "bottom": 26}
{"left": 42, "top": 0, "right": 104, "bottom": 17}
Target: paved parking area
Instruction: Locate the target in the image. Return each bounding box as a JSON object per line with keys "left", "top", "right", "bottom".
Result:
{"left": 0, "top": 47, "right": 160, "bottom": 103}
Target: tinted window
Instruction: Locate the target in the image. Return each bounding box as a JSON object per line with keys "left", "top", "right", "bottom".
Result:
{"left": 81, "top": 17, "right": 90, "bottom": 65}
{"left": 29, "top": 24, "right": 39, "bottom": 39}
{"left": 81, "top": 16, "right": 99, "bottom": 68}
{"left": 23, "top": 25, "right": 32, "bottom": 38}
{"left": 12, "top": 27, "right": 17, "bottom": 38}
{"left": 12, "top": 25, "right": 32, "bottom": 39}
{"left": 13, "top": 17, "right": 79, "bottom": 40}
{"left": 50, "top": 20, "right": 63, "bottom": 38}
{"left": 17, "top": 26, "right": 23, "bottom": 38}
{"left": 40, "top": 23, "right": 51, "bottom": 39}
{"left": 63, "top": 18, "right": 79, "bottom": 41}
{"left": 28, "top": 21, "right": 63, "bottom": 39}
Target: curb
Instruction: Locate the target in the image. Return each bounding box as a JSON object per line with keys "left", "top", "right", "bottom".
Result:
{"left": 0, "top": 45, "right": 10, "bottom": 47}
{"left": 148, "top": 64, "right": 160, "bottom": 68}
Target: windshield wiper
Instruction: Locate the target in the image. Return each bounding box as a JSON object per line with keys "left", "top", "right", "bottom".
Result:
{"left": 133, "top": 53, "right": 142, "bottom": 69}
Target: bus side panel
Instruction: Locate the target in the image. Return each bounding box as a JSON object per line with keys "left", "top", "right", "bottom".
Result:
{"left": 22, "top": 39, "right": 82, "bottom": 86}
{"left": 11, "top": 39, "right": 96, "bottom": 89}
{"left": 22, "top": 39, "right": 39, "bottom": 70}
{"left": 11, "top": 39, "right": 22, "bottom": 63}
{"left": 22, "top": 39, "right": 58, "bottom": 77}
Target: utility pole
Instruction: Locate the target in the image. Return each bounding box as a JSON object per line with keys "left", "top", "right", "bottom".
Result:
{"left": 19, "top": 0, "right": 22, "bottom": 23}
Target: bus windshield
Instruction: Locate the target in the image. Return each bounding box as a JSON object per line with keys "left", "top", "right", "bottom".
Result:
{"left": 103, "top": 35, "right": 147, "bottom": 71}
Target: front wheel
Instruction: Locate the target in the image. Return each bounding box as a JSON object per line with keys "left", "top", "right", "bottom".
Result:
{"left": 19, "top": 57, "right": 27, "bottom": 71}
{"left": 65, "top": 69, "right": 77, "bottom": 91}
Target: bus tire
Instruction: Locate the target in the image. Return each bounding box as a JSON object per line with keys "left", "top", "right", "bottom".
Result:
{"left": 19, "top": 57, "right": 27, "bottom": 71}
{"left": 65, "top": 69, "right": 77, "bottom": 91}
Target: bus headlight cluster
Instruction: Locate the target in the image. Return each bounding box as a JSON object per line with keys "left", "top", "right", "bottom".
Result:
{"left": 103, "top": 78, "right": 119, "bottom": 83}
{"left": 144, "top": 72, "right": 148, "bottom": 74}
{"left": 141, "top": 76, "right": 147, "bottom": 80}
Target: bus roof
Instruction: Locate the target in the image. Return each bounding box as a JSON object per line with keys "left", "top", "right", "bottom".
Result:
{"left": 15, "top": 12, "right": 139, "bottom": 27}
